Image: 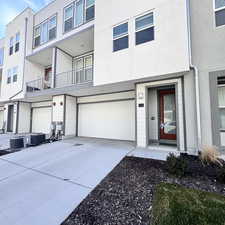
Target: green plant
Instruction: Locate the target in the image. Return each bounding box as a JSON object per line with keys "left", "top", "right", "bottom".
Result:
{"left": 217, "top": 165, "right": 225, "bottom": 183}
{"left": 151, "top": 183, "right": 225, "bottom": 225}
{"left": 166, "top": 153, "right": 187, "bottom": 177}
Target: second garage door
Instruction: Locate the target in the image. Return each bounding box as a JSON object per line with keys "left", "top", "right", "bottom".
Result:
{"left": 78, "top": 100, "right": 135, "bottom": 141}
{"left": 32, "top": 107, "right": 52, "bottom": 134}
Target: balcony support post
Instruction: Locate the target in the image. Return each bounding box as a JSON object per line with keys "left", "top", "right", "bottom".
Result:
{"left": 52, "top": 47, "right": 57, "bottom": 88}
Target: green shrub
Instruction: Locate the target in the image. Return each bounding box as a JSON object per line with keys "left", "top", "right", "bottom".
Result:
{"left": 217, "top": 166, "right": 225, "bottom": 184}
{"left": 166, "top": 153, "right": 187, "bottom": 177}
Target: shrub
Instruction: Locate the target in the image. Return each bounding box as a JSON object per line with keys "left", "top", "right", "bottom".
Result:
{"left": 217, "top": 165, "right": 225, "bottom": 184}
{"left": 166, "top": 153, "right": 187, "bottom": 177}
{"left": 199, "top": 145, "right": 223, "bottom": 166}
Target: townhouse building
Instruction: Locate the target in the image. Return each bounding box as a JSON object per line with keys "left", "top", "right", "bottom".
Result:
{"left": 0, "top": 0, "right": 224, "bottom": 155}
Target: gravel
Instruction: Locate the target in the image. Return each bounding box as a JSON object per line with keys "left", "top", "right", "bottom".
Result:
{"left": 61, "top": 157, "right": 225, "bottom": 225}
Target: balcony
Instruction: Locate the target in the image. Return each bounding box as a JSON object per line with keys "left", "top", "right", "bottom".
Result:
{"left": 26, "top": 66, "right": 93, "bottom": 93}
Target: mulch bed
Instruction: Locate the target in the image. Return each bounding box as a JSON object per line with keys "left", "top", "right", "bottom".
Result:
{"left": 61, "top": 157, "right": 225, "bottom": 225}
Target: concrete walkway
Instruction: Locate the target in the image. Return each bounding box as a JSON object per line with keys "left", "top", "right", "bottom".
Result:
{"left": 0, "top": 138, "right": 134, "bottom": 225}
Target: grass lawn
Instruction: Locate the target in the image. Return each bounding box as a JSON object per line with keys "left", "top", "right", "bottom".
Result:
{"left": 152, "top": 183, "right": 225, "bottom": 225}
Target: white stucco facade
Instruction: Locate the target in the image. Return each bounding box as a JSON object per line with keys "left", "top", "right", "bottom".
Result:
{"left": 0, "top": 0, "right": 224, "bottom": 155}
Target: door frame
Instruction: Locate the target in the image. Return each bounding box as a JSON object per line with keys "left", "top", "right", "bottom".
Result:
{"left": 7, "top": 105, "right": 14, "bottom": 132}
{"left": 158, "top": 89, "right": 177, "bottom": 142}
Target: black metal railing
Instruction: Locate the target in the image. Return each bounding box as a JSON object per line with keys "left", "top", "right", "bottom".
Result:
{"left": 26, "top": 66, "right": 93, "bottom": 93}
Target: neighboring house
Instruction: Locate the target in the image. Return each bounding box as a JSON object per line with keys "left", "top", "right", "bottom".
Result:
{"left": 0, "top": 0, "right": 223, "bottom": 155}
{"left": 0, "top": 38, "right": 5, "bottom": 129}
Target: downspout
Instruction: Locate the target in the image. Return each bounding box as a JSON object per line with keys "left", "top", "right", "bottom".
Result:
{"left": 9, "top": 17, "right": 28, "bottom": 100}
{"left": 186, "top": 0, "right": 202, "bottom": 150}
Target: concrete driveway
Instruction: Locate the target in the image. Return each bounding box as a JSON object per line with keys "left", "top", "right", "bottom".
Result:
{"left": 0, "top": 138, "right": 134, "bottom": 225}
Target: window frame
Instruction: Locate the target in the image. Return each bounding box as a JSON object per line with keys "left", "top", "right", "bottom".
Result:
{"left": 7, "top": 69, "right": 11, "bottom": 84}
{"left": 75, "top": 0, "right": 84, "bottom": 27}
{"left": 135, "top": 12, "right": 155, "bottom": 45}
{"left": 85, "top": 0, "right": 95, "bottom": 22}
{"left": 214, "top": 0, "right": 225, "bottom": 27}
{"left": 113, "top": 21, "right": 129, "bottom": 52}
{"left": 64, "top": 3, "right": 74, "bottom": 33}
{"left": 63, "top": 0, "right": 95, "bottom": 34}
{"left": 12, "top": 66, "right": 18, "bottom": 83}
{"left": 15, "top": 32, "right": 20, "bottom": 53}
{"left": 9, "top": 37, "right": 14, "bottom": 55}
{"left": 33, "top": 14, "right": 57, "bottom": 48}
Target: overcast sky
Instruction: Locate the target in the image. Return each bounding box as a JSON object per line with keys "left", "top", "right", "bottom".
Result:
{"left": 0, "top": 0, "right": 54, "bottom": 38}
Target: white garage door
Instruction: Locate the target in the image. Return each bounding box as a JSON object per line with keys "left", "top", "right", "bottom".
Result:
{"left": 78, "top": 100, "right": 135, "bottom": 141}
{"left": 0, "top": 111, "right": 4, "bottom": 128}
{"left": 32, "top": 107, "right": 52, "bottom": 134}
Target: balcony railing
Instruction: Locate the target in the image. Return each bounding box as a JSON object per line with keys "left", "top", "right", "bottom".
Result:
{"left": 26, "top": 67, "right": 93, "bottom": 93}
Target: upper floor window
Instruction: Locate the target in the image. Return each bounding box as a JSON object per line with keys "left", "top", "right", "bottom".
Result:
{"left": 215, "top": 0, "right": 225, "bottom": 26}
{"left": 63, "top": 0, "right": 95, "bottom": 33}
{"left": 135, "top": 12, "right": 154, "bottom": 45}
{"left": 48, "top": 16, "right": 57, "bottom": 41}
{"left": 7, "top": 69, "right": 11, "bottom": 84}
{"left": 64, "top": 4, "right": 74, "bottom": 32}
{"left": 15, "top": 33, "right": 20, "bottom": 52}
{"left": 113, "top": 22, "right": 129, "bottom": 52}
{"left": 12, "top": 66, "right": 18, "bottom": 82}
{"left": 0, "top": 48, "right": 4, "bottom": 66}
{"left": 85, "top": 0, "right": 95, "bottom": 22}
{"left": 33, "top": 15, "right": 57, "bottom": 48}
{"left": 9, "top": 37, "right": 13, "bottom": 55}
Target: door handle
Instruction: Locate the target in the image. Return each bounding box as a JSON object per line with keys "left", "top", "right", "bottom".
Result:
{"left": 160, "top": 123, "right": 164, "bottom": 129}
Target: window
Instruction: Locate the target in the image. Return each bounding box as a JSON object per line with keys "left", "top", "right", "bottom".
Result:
{"left": 7, "top": 69, "right": 11, "bottom": 84}
{"left": 218, "top": 77, "right": 225, "bottom": 129}
{"left": 74, "top": 54, "right": 93, "bottom": 83}
{"left": 63, "top": 0, "right": 95, "bottom": 33}
{"left": 113, "top": 22, "right": 129, "bottom": 52}
{"left": 215, "top": 0, "right": 225, "bottom": 26}
{"left": 0, "top": 48, "right": 4, "bottom": 66}
{"left": 34, "top": 26, "right": 41, "bottom": 47}
{"left": 64, "top": 4, "right": 74, "bottom": 32}
{"left": 33, "top": 15, "right": 57, "bottom": 48}
{"left": 12, "top": 66, "right": 18, "bottom": 82}
{"left": 15, "top": 33, "right": 20, "bottom": 52}
{"left": 85, "top": 0, "right": 95, "bottom": 22}
{"left": 48, "top": 16, "right": 57, "bottom": 41}
{"left": 135, "top": 12, "right": 154, "bottom": 45}
{"left": 75, "top": 0, "right": 84, "bottom": 27}
{"left": 41, "top": 21, "right": 48, "bottom": 44}
{"left": 9, "top": 37, "right": 13, "bottom": 55}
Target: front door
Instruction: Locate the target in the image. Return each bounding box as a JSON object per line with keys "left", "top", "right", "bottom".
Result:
{"left": 159, "top": 89, "right": 176, "bottom": 141}
{"left": 7, "top": 105, "right": 14, "bottom": 132}
{"left": 44, "top": 68, "right": 52, "bottom": 89}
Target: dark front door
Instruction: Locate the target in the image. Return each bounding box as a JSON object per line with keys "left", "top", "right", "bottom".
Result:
{"left": 44, "top": 68, "right": 52, "bottom": 89}
{"left": 7, "top": 105, "right": 14, "bottom": 132}
{"left": 159, "top": 89, "right": 176, "bottom": 141}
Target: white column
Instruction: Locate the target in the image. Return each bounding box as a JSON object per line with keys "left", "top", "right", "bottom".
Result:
{"left": 51, "top": 47, "right": 57, "bottom": 88}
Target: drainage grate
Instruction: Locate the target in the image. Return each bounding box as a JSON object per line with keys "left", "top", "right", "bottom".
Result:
{"left": 73, "top": 143, "right": 83, "bottom": 147}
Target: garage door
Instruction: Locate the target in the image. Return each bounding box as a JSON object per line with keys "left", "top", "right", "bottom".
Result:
{"left": 78, "top": 100, "right": 135, "bottom": 141}
{"left": 0, "top": 111, "right": 4, "bottom": 128}
{"left": 32, "top": 107, "right": 52, "bottom": 134}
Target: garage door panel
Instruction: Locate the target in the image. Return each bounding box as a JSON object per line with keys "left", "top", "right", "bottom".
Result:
{"left": 78, "top": 100, "right": 135, "bottom": 141}
{"left": 32, "top": 107, "right": 52, "bottom": 134}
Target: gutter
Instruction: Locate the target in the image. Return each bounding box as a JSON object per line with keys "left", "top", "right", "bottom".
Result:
{"left": 9, "top": 17, "right": 28, "bottom": 100}
{"left": 186, "top": 0, "right": 202, "bottom": 150}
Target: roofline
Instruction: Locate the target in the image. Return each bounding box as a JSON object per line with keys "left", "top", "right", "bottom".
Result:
{"left": 34, "top": 0, "right": 57, "bottom": 16}
{"left": 6, "top": 7, "right": 34, "bottom": 26}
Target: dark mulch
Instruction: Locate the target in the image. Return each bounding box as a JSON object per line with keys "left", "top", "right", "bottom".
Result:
{"left": 61, "top": 157, "right": 225, "bottom": 225}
